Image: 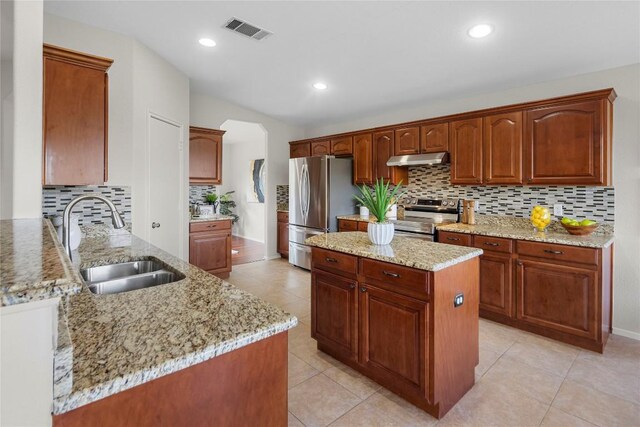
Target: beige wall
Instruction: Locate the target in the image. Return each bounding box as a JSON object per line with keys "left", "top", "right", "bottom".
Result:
{"left": 306, "top": 64, "right": 640, "bottom": 339}
{"left": 190, "top": 93, "right": 304, "bottom": 258}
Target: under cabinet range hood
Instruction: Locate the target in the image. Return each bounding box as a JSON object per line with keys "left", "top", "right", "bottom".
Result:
{"left": 386, "top": 152, "right": 448, "bottom": 167}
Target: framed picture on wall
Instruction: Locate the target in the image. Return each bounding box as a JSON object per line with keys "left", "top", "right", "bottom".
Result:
{"left": 248, "top": 159, "right": 265, "bottom": 203}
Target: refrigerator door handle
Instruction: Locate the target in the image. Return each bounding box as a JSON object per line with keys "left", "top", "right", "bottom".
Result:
{"left": 300, "top": 163, "right": 310, "bottom": 221}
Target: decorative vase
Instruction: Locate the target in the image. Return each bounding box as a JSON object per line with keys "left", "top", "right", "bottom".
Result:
{"left": 359, "top": 206, "right": 369, "bottom": 218}
{"left": 368, "top": 222, "right": 394, "bottom": 245}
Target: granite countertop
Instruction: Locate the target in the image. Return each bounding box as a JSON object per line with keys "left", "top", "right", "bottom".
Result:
{"left": 336, "top": 214, "right": 378, "bottom": 223}
{"left": 189, "top": 215, "right": 234, "bottom": 223}
{"left": 305, "top": 232, "right": 482, "bottom": 272}
{"left": 437, "top": 222, "right": 614, "bottom": 249}
{"left": 0, "top": 219, "right": 82, "bottom": 306}
{"left": 54, "top": 229, "right": 297, "bottom": 415}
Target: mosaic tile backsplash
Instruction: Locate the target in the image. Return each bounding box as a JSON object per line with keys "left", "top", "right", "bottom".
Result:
{"left": 42, "top": 186, "right": 132, "bottom": 226}
{"left": 189, "top": 185, "right": 216, "bottom": 205}
{"left": 406, "top": 164, "right": 615, "bottom": 223}
{"left": 276, "top": 185, "right": 289, "bottom": 205}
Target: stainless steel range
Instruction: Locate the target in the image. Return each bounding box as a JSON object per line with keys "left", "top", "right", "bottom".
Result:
{"left": 393, "top": 198, "right": 461, "bottom": 241}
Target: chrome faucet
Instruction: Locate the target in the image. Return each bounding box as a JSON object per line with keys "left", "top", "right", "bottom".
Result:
{"left": 62, "top": 194, "right": 126, "bottom": 259}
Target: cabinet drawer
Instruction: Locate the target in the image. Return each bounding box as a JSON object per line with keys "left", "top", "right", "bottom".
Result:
{"left": 338, "top": 219, "right": 358, "bottom": 232}
{"left": 190, "top": 220, "right": 232, "bottom": 233}
{"left": 438, "top": 231, "right": 472, "bottom": 246}
{"left": 277, "top": 211, "right": 289, "bottom": 223}
{"left": 312, "top": 248, "right": 358, "bottom": 277}
{"left": 473, "top": 235, "right": 513, "bottom": 254}
{"left": 361, "top": 259, "right": 429, "bottom": 300}
{"left": 517, "top": 240, "right": 598, "bottom": 266}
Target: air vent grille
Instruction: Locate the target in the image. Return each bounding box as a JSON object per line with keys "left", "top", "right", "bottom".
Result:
{"left": 224, "top": 17, "right": 272, "bottom": 41}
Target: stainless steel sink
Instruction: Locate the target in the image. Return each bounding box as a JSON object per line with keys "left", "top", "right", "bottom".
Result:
{"left": 80, "top": 259, "right": 185, "bottom": 295}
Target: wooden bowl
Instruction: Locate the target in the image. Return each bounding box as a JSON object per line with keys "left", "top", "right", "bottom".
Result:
{"left": 561, "top": 222, "right": 598, "bottom": 236}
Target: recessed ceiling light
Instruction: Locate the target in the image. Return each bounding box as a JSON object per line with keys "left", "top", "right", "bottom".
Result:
{"left": 198, "top": 38, "right": 217, "bottom": 47}
{"left": 467, "top": 24, "right": 493, "bottom": 38}
{"left": 313, "top": 82, "right": 328, "bottom": 90}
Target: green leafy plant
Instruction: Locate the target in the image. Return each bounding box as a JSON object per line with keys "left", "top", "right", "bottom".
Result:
{"left": 219, "top": 191, "right": 239, "bottom": 224}
{"left": 205, "top": 193, "right": 218, "bottom": 204}
{"left": 353, "top": 178, "right": 406, "bottom": 223}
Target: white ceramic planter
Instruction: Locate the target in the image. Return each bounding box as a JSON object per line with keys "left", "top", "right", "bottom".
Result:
{"left": 368, "top": 222, "right": 395, "bottom": 245}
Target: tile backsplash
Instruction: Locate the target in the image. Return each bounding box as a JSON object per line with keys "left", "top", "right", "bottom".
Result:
{"left": 189, "top": 185, "right": 216, "bottom": 205}
{"left": 42, "top": 186, "right": 132, "bottom": 226}
{"left": 276, "top": 185, "right": 289, "bottom": 205}
{"left": 406, "top": 164, "right": 615, "bottom": 223}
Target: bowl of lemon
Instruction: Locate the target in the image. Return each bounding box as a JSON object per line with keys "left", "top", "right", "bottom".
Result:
{"left": 560, "top": 217, "right": 598, "bottom": 236}
{"left": 530, "top": 206, "right": 551, "bottom": 232}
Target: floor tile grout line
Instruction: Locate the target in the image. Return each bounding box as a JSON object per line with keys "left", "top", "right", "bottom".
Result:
{"left": 327, "top": 392, "right": 379, "bottom": 427}
{"left": 288, "top": 410, "right": 306, "bottom": 427}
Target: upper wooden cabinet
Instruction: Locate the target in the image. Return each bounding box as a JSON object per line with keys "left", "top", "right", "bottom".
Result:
{"left": 189, "top": 126, "right": 225, "bottom": 185}
{"left": 420, "top": 122, "right": 449, "bottom": 153}
{"left": 43, "top": 44, "right": 112, "bottom": 185}
{"left": 450, "top": 118, "right": 483, "bottom": 184}
{"left": 353, "top": 133, "right": 374, "bottom": 185}
{"left": 290, "top": 141, "right": 311, "bottom": 158}
{"left": 373, "top": 130, "right": 407, "bottom": 185}
{"left": 483, "top": 112, "right": 523, "bottom": 184}
{"left": 331, "top": 136, "right": 353, "bottom": 156}
{"left": 525, "top": 99, "right": 612, "bottom": 185}
{"left": 394, "top": 127, "right": 420, "bottom": 155}
{"left": 311, "top": 140, "right": 331, "bottom": 156}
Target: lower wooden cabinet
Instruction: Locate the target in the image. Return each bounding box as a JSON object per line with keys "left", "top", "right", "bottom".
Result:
{"left": 359, "top": 284, "right": 428, "bottom": 396}
{"left": 437, "top": 230, "right": 612, "bottom": 352}
{"left": 516, "top": 259, "right": 597, "bottom": 339}
{"left": 311, "top": 270, "right": 358, "bottom": 361}
{"left": 338, "top": 218, "right": 368, "bottom": 232}
{"left": 189, "top": 220, "right": 232, "bottom": 278}
{"left": 277, "top": 211, "right": 289, "bottom": 258}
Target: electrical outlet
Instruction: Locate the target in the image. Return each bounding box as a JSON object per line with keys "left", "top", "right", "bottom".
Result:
{"left": 475, "top": 200, "right": 480, "bottom": 210}
{"left": 553, "top": 204, "right": 563, "bottom": 216}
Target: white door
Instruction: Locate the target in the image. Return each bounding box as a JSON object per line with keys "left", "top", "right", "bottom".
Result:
{"left": 148, "top": 115, "right": 183, "bottom": 258}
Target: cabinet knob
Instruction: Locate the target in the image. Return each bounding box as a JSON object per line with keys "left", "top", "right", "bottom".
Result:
{"left": 349, "top": 284, "right": 356, "bottom": 290}
{"left": 517, "top": 261, "right": 523, "bottom": 266}
{"left": 152, "top": 222, "right": 161, "bottom": 229}
{"left": 360, "top": 287, "right": 367, "bottom": 293}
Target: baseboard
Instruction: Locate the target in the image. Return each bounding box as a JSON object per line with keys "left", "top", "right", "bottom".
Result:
{"left": 232, "top": 234, "right": 264, "bottom": 244}
{"left": 264, "top": 254, "right": 281, "bottom": 260}
{"left": 612, "top": 327, "right": 640, "bottom": 341}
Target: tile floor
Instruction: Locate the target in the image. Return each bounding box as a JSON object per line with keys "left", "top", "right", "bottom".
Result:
{"left": 228, "top": 258, "right": 640, "bottom": 427}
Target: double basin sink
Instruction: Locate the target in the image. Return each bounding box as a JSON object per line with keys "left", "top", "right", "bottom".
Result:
{"left": 80, "top": 258, "right": 185, "bottom": 295}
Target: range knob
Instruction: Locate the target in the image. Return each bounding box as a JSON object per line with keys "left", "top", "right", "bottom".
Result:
{"left": 449, "top": 201, "right": 456, "bottom": 206}
{"left": 441, "top": 200, "right": 447, "bottom": 206}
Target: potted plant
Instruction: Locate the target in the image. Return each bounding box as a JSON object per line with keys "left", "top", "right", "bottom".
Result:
{"left": 219, "top": 191, "right": 239, "bottom": 224}
{"left": 353, "top": 178, "right": 406, "bottom": 245}
{"left": 205, "top": 193, "right": 219, "bottom": 214}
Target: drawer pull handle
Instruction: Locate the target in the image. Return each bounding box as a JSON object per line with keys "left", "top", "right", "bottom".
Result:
{"left": 447, "top": 237, "right": 460, "bottom": 241}
{"left": 484, "top": 242, "right": 500, "bottom": 247}
{"left": 207, "top": 225, "right": 217, "bottom": 228}
{"left": 543, "top": 249, "right": 564, "bottom": 255}
{"left": 325, "top": 257, "right": 338, "bottom": 263}
{"left": 360, "top": 287, "right": 367, "bottom": 293}
{"left": 383, "top": 270, "right": 400, "bottom": 278}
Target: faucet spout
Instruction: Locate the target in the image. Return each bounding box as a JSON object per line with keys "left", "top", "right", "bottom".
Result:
{"left": 62, "top": 194, "right": 126, "bottom": 259}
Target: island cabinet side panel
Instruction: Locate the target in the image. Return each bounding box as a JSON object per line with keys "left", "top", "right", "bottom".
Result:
{"left": 431, "top": 257, "right": 479, "bottom": 417}
{"left": 53, "top": 332, "right": 288, "bottom": 427}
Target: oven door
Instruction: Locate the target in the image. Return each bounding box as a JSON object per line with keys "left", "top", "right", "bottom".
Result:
{"left": 394, "top": 230, "right": 434, "bottom": 241}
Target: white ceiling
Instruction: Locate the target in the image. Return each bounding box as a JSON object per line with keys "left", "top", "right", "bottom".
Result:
{"left": 44, "top": 1, "right": 640, "bottom": 128}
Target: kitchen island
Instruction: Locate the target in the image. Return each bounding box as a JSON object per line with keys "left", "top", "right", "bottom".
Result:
{"left": 305, "top": 232, "right": 482, "bottom": 418}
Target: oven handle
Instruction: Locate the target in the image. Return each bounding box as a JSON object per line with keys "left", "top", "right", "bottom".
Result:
{"left": 393, "top": 230, "right": 434, "bottom": 241}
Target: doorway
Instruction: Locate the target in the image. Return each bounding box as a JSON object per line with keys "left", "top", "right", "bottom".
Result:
{"left": 219, "top": 120, "right": 267, "bottom": 265}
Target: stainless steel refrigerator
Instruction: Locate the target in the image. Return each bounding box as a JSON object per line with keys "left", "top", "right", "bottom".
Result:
{"left": 289, "top": 156, "right": 357, "bottom": 269}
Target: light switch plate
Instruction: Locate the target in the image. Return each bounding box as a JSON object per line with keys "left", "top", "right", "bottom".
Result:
{"left": 553, "top": 204, "right": 563, "bottom": 216}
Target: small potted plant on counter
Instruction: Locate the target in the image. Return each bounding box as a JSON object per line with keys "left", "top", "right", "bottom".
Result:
{"left": 205, "top": 193, "right": 219, "bottom": 214}
{"left": 354, "top": 178, "right": 406, "bottom": 245}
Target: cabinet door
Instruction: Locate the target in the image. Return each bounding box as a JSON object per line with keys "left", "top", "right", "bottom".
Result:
{"left": 484, "top": 112, "right": 523, "bottom": 184}
{"left": 311, "top": 140, "right": 331, "bottom": 156}
{"left": 311, "top": 270, "right": 358, "bottom": 361}
{"left": 359, "top": 285, "right": 428, "bottom": 395}
{"left": 373, "top": 130, "right": 408, "bottom": 185}
{"left": 338, "top": 219, "right": 358, "bottom": 232}
{"left": 190, "top": 129, "right": 223, "bottom": 185}
{"left": 331, "top": 136, "right": 353, "bottom": 156}
{"left": 290, "top": 142, "right": 311, "bottom": 158}
{"left": 277, "top": 222, "right": 289, "bottom": 256}
{"left": 394, "top": 127, "right": 420, "bottom": 155}
{"left": 524, "top": 100, "right": 606, "bottom": 185}
{"left": 189, "top": 231, "right": 231, "bottom": 274}
{"left": 516, "top": 259, "right": 597, "bottom": 339}
{"left": 479, "top": 252, "right": 514, "bottom": 317}
{"left": 44, "top": 58, "right": 108, "bottom": 185}
{"left": 357, "top": 221, "right": 369, "bottom": 232}
{"left": 450, "top": 118, "right": 483, "bottom": 184}
{"left": 353, "top": 133, "right": 374, "bottom": 185}
{"left": 420, "top": 122, "right": 449, "bottom": 153}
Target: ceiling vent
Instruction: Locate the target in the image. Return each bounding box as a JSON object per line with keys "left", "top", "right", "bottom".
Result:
{"left": 224, "top": 17, "right": 272, "bottom": 41}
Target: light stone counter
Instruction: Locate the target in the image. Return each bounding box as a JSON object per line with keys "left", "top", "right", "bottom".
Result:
{"left": 437, "top": 222, "right": 614, "bottom": 249}
{"left": 305, "top": 232, "right": 482, "bottom": 272}
{"left": 189, "top": 215, "right": 235, "bottom": 223}
{"left": 54, "top": 229, "right": 297, "bottom": 415}
{"left": 0, "top": 219, "right": 82, "bottom": 306}
{"left": 336, "top": 214, "right": 378, "bottom": 223}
